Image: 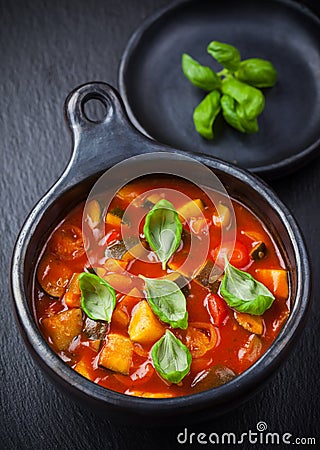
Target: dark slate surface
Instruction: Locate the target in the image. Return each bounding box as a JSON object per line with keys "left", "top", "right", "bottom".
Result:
{"left": 1, "top": 0, "right": 319, "bottom": 448}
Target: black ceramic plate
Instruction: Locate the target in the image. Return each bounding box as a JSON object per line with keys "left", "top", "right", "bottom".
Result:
{"left": 119, "top": 0, "right": 320, "bottom": 178}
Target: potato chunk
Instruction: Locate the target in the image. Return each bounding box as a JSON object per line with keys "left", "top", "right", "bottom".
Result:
{"left": 42, "top": 308, "right": 83, "bottom": 351}
{"left": 98, "top": 333, "right": 133, "bottom": 375}
{"left": 128, "top": 300, "right": 164, "bottom": 345}
{"left": 255, "top": 269, "right": 289, "bottom": 300}
{"left": 178, "top": 199, "right": 204, "bottom": 220}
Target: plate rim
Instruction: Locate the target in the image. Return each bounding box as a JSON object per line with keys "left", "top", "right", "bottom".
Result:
{"left": 118, "top": 0, "right": 320, "bottom": 179}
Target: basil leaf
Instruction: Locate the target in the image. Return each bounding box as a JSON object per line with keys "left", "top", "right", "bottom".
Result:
{"left": 142, "top": 276, "right": 188, "bottom": 329}
{"left": 220, "top": 263, "right": 275, "bottom": 315}
{"left": 235, "top": 58, "right": 278, "bottom": 88}
{"left": 79, "top": 272, "right": 116, "bottom": 322}
{"left": 207, "top": 41, "right": 241, "bottom": 72}
{"left": 151, "top": 330, "right": 192, "bottom": 383}
{"left": 182, "top": 53, "right": 221, "bottom": 91}
{"left": 143, "top": 199, "right": 182, "bottom": 270}
{"left": 193, "top": 90, "right": 221, "bottom": 140}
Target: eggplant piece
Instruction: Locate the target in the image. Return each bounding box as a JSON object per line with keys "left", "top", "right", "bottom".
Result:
{"left": 250, "top": 241, "right": 266, "bottom": 260}
{"left": 194, "top": 260, "right": 222, "bottom": 293}
{"left": 192, "top": 365, "right": 236, "bottom": 392}
{"left": 105, "top": 237, "right": 141, "bottom": 260}
{"left": 83, "top": 317, "right": 109, "bottom": 340}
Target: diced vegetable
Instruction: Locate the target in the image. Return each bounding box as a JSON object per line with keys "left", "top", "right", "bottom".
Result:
{"left": 238, "top": 334, "right": 262, "bottom": 365}
{"left": 234, "top": 311, "right": 264, "bottom": 335}
{"left": 50, "top": 224, "right": 85, "bottom": 260}
{"left": 190, "top": 217, "right": 208, "bottom": 235}
{"left": 112, "top": 306, "right": 130, "bottom": 328}
{"left": 206, "top": 293, "right": 229, "bottom": 326}
{"left": 194, "top": 260, "right": 222, "bottom": 293}
{"left": 74, "top": 359, "right": 92, "bottom": 380}
{"left": 83, "top": 317, "right": 109, "bottom": 340}
{"left": 142, "top": 193, "right": 162, "bottom": 209}
{"left": 212, "top": 203, "right": 231, "bottom": 228}
{"left": 250, "top": 241, "right": 266, "bottom": 260}
{"left": 185, "top": 322, "right": 217, "bottom": 358}
{"left": 63, "top": 273, "right": 81, "bottom": 308}
{"left": 128, "top": 300, "right": 165, "bottom": 344}
{"left": 114, "top": 362, "right": 155, "bottom": 387}
{"left": 167, "top": 257, "right": 192, "bottom": 278}
{"left": 126, "top": 390, "right": 174, "bottom": 398}
{"left": 105, "top": 238, "right": 146, "bottom": 261}
{"left": 177, "top": 198, "right": 205, "bottom": 221}
{"left": 86, "top": 199, "right": 101, "bottom": 229}
{"left": 192, "top": 365, "right": 236, "bottom": 391}
{"left": 42, "top": 308, "right": 83, "bottom": 351}
{"left": 37, "top": 253, "right": 73, "bottom": 298}
{"left": 98, "top": 333, "right": 133, "bottom": 375}
{"left": 103, "top": 273, "right": 133, "bottom": 291}
{"left": 105, "top": 207, "right": 129, "bottom": 228}
{"left": 104, "top": 258, "right": 128, "bottom": 273}
{"left": 212, "top": 241, "right": 250, "bottom": 268}
{"left": 116, "top": 184, "right": 139, "bottom": 202}
{"left": 254, "top": 269, "right": 289, "bottom": 300}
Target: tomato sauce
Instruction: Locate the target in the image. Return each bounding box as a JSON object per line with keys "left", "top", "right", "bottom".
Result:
{"left": 34, "top": 176, "right": 290, "bottom": 397}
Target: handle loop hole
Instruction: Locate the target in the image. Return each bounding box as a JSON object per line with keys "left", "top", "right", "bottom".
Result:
{"left": 80, "top": 92, "right": 113, "bottom": 125}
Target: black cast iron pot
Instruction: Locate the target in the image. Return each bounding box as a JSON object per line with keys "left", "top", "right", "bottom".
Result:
{"left": 10, "top": 82, "right": 311, "bottom": 425}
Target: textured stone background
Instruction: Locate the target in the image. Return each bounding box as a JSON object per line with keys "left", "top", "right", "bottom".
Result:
{"left": 1, "top": 0, "right": 319, "bottom": 448}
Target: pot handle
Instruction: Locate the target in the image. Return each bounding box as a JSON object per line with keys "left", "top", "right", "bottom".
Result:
{"left": 61, "top": 82, "right": 157, "bottom": 186}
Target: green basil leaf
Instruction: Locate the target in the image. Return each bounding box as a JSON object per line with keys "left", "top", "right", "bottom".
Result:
{"left": 222, "top": 78, "right": 265, "bottom": 120}
{"left": 143, "top": 199, "right": 182, "bottom": 270}
{"left": 207, "top": 41, "right": 241, "bottom": 72}
{"left": 79, "top": 272, "right": 116, "bottom": 322}
{"left": 235, "top": 58, "right": 278, "bottom": 88}
{"left": 220, "top": 262, "right": 275, "bottom": 315}
{"left": 182, "top": 53, "right": 221, "bottom": 91}
{"left": 151, "top": 330, "right": 192, "bottom": 383}
{"left": 221, "top": 94, "right": 246, "bottom": 133}
{"left": 193, "top": 90, "right": 221, "bottom": 139}
{"left": 141, "top": 276, "right": 188, "bottom": 329}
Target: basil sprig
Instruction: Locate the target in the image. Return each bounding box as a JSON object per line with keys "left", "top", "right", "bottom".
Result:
{"left": 141, "top": 276, "right": 188, "bottom": 329}
{"left": 220, "top": 262, "right": 275, "bottom": 315}
{"left": 79, "top": 272, "right": 116, "bottom": 322}
{"left": 182, "top": 40, "right": 277, "bottom": 139}
{"left": 151, "top": 330, "right": 192, "bottom": 384}
{"left": 143, "top": 199, "right": 182, "bottom": 270}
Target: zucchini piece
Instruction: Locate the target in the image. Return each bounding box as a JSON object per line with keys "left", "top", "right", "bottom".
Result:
{"left": 105, "top": 207, "right": 130, "bottom": 227}
{"left": 194, "top": 260, "right": 222, "bottom": 293}
{"left": 83, "top": 317, "right": 109, "bottom": 340}
{"left": 178, "top": 198, "right": 205, "bottom": 220}
{"left": 250, "top": 241, "right": 266, "bottom": 260}
{"left": 142, "top": 193, "right": 162, "bottom": 209}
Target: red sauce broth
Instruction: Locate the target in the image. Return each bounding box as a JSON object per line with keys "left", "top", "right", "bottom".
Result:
{"left": 33, "top": 176, "right": 290, "bottom": 398}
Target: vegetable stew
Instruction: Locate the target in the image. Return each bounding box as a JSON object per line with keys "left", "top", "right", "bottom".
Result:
{"left": 34, "top": 176, "right": 290, "bottom": 398}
